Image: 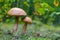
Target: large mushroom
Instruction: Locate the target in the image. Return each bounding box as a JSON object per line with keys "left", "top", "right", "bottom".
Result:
{"left": 7, "top": 8, "right": 27, "bottom": 34}
{"left": 21, "top": 17, "right": 32, "bottom": 34}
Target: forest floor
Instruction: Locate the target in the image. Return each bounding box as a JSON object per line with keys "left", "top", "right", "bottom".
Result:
{"left": 0, "top": 21, "right": 60, "bottom": 40}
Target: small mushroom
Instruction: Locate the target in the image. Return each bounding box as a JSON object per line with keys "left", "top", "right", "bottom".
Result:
{"left": 21, "top": 17, "right": 32, "bottom": 34}
{"left": 7, "top": 8, "right": 27, "bottom": 34}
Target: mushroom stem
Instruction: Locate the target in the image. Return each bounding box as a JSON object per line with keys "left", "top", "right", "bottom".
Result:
{"left": 22, "top": 23, "right": 28, "bottom": 34}
{"left": 12, "top": 16, "right": 19, "bottom": 33}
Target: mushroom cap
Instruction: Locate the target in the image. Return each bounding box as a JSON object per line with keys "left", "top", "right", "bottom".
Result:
{"left": 22, "top": 17, "right": 32, "bottom": 23}
{"left": 8, "top": 8, "right": 27, "bottom": 16}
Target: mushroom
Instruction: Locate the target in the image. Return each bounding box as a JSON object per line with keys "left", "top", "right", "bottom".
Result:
{"left": 21, "top": 17, "right": 32, "bottom": 34}
{"left": 7, "top": 8, "right": 27, "bottom": 34}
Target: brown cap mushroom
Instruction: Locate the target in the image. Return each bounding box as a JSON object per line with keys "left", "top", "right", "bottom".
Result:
{"left": 8, "top": 8, "right": 26, "bottom": 16}
{"left": 21, "top": 17, "right": 32, "bottom": 34}
{"left": 22, "top": 17, "right": 32, "bottom": 23}
{"left": 7, "top": 8, "right": 27, "bottom": 34}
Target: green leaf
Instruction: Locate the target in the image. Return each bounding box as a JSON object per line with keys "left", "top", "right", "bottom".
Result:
{"left": 41, "top": 2, "right": 49, "bottom": 8}
{"left": 37, "top": 8, "right": 45, "bottom": 15}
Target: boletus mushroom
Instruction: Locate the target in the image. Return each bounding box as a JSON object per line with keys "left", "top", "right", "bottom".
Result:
{"left": 7, "top": 8, "right": 27, "bottom": 34}
{"left": 21, "top": 17, "right": 32, "bottom": 34}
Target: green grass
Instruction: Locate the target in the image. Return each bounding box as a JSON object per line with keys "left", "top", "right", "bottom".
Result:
{"left": 0, "top": 22, "right": 60, "bottom": 40}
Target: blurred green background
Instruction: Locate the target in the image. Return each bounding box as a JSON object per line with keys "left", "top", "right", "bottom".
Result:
{"left": 0, "top": 0, "right": 60, "bottom": 26}
{"left": 0, "top": 0, "right": 60, "bottom": 40}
